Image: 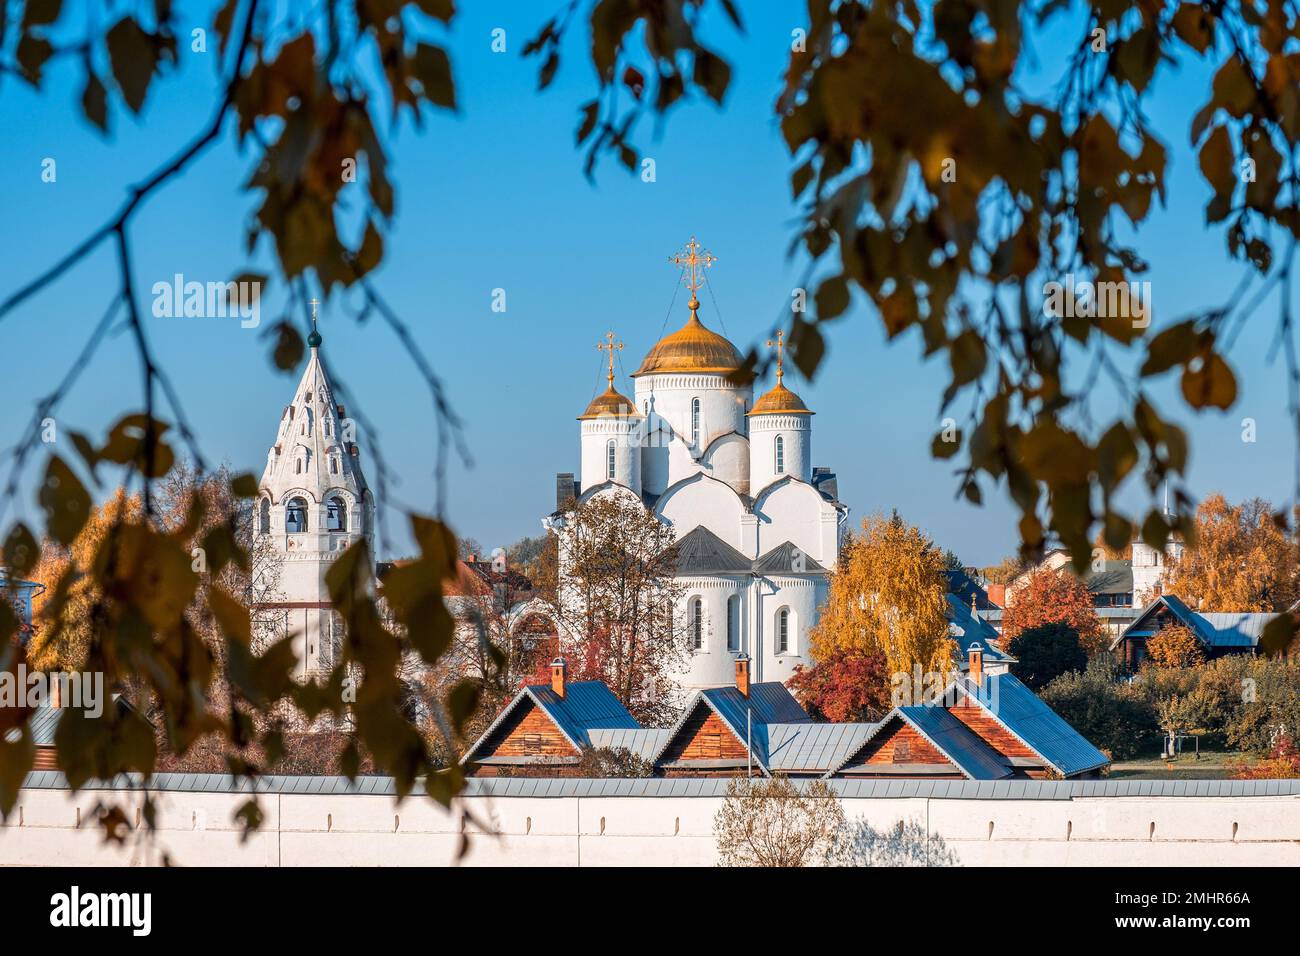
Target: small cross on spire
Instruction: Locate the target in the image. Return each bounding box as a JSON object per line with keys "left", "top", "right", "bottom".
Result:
{"left": 596, "top": 330, "right": 624, "bottom": 389}
{"left": 766, "top": 328, "right": 786, "bottom": 385}
{"left": 308, "top": 298, "right": 322, "bottom": 348}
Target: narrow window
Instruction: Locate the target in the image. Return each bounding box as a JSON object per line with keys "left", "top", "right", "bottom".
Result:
{"left": 777, "top": 608, "right": 790, "bottom": 653}
{"left": 329, "top": 454, "right": 339, "bottom": 475}
{"left": 690, "top": 598, "right": 703, "bottom": 650}
{"left": 691, "top": 398, "right": 701, "bottom": 446}
{"left": 258, "top": 498, "right": 271, "bottom": 535}
{"left": 727, "top": 595, "right": 739, "bottom": 652}
{"left": 327, "top": 496, "right": 347, "bottom": 532}
{"left": 775, "top": 435, "right": 785, "bottom": 474}
{"left": 286, "top": 497, "right": 308, "bottom": 533}
{"left": 606, "top": 439, "right": 616, "bottom": 480}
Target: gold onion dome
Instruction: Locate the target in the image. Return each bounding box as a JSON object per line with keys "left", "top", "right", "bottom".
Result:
{"left": 748, "top": 328, "right": 813, "bottom": 416}
{"left": 578, "top": 385, "right": 640, "bottom": 420}
{"left": 632, "top": 301, "right": 743, "bottom": 377}
{"left": 580, "top": 330, "right": 641, "bottom": 420}
{"left": 749, "top": 380, "right": 813, "bottom": 416}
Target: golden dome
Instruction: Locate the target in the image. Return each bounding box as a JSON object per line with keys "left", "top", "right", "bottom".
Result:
{"left": 748, "top": 380, "right": 813, "bottom": 416}
{"left": 632, "top": 303, "right": 743, "bottom": 377}
{"left": 578, "top": 385, "right": 641, "bottom": 420}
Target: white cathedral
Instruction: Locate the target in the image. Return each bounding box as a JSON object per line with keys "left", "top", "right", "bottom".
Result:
{"left": 253, "top": 240, "right": 848, "bottom": 694}
{"left": 544, "top": 238, "right": 849, "bottom": 690}
{"left": 255, "top": 311, "right": 374, "bottom": 680}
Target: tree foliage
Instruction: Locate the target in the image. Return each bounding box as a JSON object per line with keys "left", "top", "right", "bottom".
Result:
{"left": 1040, "top": 657, "right": 1161, "bottom": 758}
{"left": 714, "top": 776, "right": 846, "bottom": 867}
{"left": 540, "top": 494, "right": 686, "bottom": 725}
{"left": 810, "top": 512, "right": 954, "bottom": 677}
{"left": 787, "top": 645, "right": 891, "bottom": 722}
{"left": 1145, "top": 623, "right": 1207, "bottom": 668}
{"left": 1006, "top": 621, "right": 1088, "bottom": 689}
{"left": 9, "top": 0, "right": 1300, "bottom": 836}
{"left": 1162, "top": 494, "right": 1300, "bottom": 612}
{"left": 1002, "top": 568, "right": 1106, "bottom": 654}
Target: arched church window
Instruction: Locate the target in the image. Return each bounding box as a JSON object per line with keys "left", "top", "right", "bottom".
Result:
{"left": 325, "top": 419, "right": 333, "bottom": 438}
{"left": 606, "top": 440, "right": 616, "bottom": 481}
{"left": 726, "top": 595, "right": 740, "bottom": 652}
{"left": 775, "top": 435, "right": 785, "bottom": 474}
{"left": 327, "top": 496, "right": 347, "bottom": 532}
{"left": 690, "top": 398, "right": 701, "bottom": 446}
{"left": 285, "top": 497, "right": 308, "bottom": 533}
{"left": 777, "top": 607, "right": 790, "bottom": 653}
{"left": 329, "top": 452, "right": 340, "bottom": 475}
{"left": 689, "top": 598, "right": 703, "bottom": 650}
{"left": 258, "top": 498, "right": 271, "bottom": 535}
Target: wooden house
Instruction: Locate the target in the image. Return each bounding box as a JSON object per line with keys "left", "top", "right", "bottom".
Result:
{"left": 1110, "top": 594, "right": 1288, "bottom": 668}
{"left": 461, "top": 658, "right": 656, "bottom": 776}
{"left": 827, "top": 645, "right": 1110, "bottom": 780}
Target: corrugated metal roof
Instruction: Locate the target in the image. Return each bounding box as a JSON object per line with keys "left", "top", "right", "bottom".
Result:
{"left": 753, "top": 541, "right": 827, "bottom": 575}
{"left": 21, "top": 772, "right": 1300, "bottom": 799}
{"left": 896, "top": 707, "right": 1013, "bottom": 780}
{"left": 673, "top": 526, "right": 752, "bottom": 575}
{"left": 946, "top": 595, "right": 1013, "bottom": 662}
{"left": 461, "top": 681, "right": 640, "bottom": 763}
{"left": 1114, "top": 595, "right": 1283, "bottom": 650}
{"left": 28, "top": 703, "right": 61, "bottom": 746}
{"left": 761, "top": 721, "right": 875, "bottom": 772}
{"left": 586, "top": 728, "right": 671, "bottom": 761}
{"left": 964, "top": 673, "right": 1111, "bottom": 777}
{"left": 650, "top": 682, "right": 812, "bottom": 771}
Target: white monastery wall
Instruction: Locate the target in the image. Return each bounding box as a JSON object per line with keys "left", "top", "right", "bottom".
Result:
{"left": 5, "top": 782, "right": 1298, "bottom": 867}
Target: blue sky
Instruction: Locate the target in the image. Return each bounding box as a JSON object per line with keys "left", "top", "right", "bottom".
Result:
{"left": 1, "top": 1, "right": 1294, "bottom": 565}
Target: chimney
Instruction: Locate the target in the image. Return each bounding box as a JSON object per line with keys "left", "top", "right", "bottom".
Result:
{"left": 550, "top": 656, "right": 567, "bottom": 699}
{"left": 734, "top": 654, "right": 751, "bottom": 698}
{"left": 968, "top": 642, "right": 984, "bottom": 683}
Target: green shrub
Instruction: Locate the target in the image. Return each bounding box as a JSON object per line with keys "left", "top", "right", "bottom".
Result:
{"left": 1041, "top": 658, "right": 1160, "bottom": 758}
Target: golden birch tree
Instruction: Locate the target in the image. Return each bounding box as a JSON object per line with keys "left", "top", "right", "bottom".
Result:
{"left": 809, "top": 512, "right": 953, "bottom": 678}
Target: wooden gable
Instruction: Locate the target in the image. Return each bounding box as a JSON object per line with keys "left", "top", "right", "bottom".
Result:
{"left": 837, "top": 716, "right": 963, "bottom": 778}
{"left": 657, "top": 701, "right": 752, "bottom": 775}
{"left": 470, "top": 698, "right": 579, "bottom": 768}
{"left": 946, "top": 695, "right": 1047, "bottom": 776}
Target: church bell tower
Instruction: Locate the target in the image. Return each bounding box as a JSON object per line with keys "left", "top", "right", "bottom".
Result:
{"left": 255, "top": 300, "right": 374, "bottom": 679}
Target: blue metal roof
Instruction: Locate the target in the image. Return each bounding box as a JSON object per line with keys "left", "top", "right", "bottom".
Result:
{"left": 946, "top": 594, "right": 1013, "bottom": 662}
{"left": 896, "top": 707, "right": 1013, "bottom": 780}
{"left": 651, "top": 682, "right": 812, "bottom": 771}
{"left": 586, "top": 728, "right": 671, "bottom": 761}
{"left": 1113, "top": 595, "right": 1283, "bottom": 650}
{"left": 461, "top": 681, "right": 640, "bottom": 762}
{"left": 760, "top": 721, "right": 875, "bottom": 773}
{"left": 962, "top": 673, "right": 1110, "bottom": 777}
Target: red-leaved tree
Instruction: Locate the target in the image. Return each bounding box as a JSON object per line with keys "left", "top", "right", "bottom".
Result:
{"left": 1002, "top": 569, "right": 1106, "bottom": 656}
{"left": 786, "top": 647, "right": 891, "bottom": 723}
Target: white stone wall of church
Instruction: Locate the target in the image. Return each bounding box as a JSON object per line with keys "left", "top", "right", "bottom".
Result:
{"left": 752, "top": 481, "right": 839, "bottom": 568}
{"left": 8, "top": 786, "right": 1299, "bottom": 866}
{"left": 749, "top": 575, "right": 822, "bottom": 685}
{"left": 677, "top": 576, "right": 748, "bottom": 689}
{"left": 633, "top": 373, "right": 751, "bottom": 493}
{"left": 749, "top": 414, "right": 811, "bottom": 490}
{"left": 580, "top": 419, "right": 641, "bottom": 495}
{"left": 657, "top": 478, "right": 748, "bottom": 554}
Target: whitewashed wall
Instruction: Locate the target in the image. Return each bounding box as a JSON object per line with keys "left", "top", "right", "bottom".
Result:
{"left": 3, "top": 784, "right": 1299, "bottom": 867}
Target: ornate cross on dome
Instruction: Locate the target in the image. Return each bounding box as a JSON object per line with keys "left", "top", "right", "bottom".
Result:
{"left": 668, "top": 236, "right": 716, "bottom": 294}
{"left": 596, "top": 330, "right": 623, "bottom": 388}
{"left": 766, "top": 328, "right": 786, "bottom": 385}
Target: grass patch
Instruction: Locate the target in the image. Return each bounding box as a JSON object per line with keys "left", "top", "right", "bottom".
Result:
{"left": 1108, "top": 748, "right": 1246, "bottom": 780}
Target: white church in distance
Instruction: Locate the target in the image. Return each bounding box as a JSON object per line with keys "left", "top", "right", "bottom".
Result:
{"left": 545, "top": 238, "right": 849, "bottom": 691}
{"left": 255, "top": 309, "right": 374, "bottom": 679}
